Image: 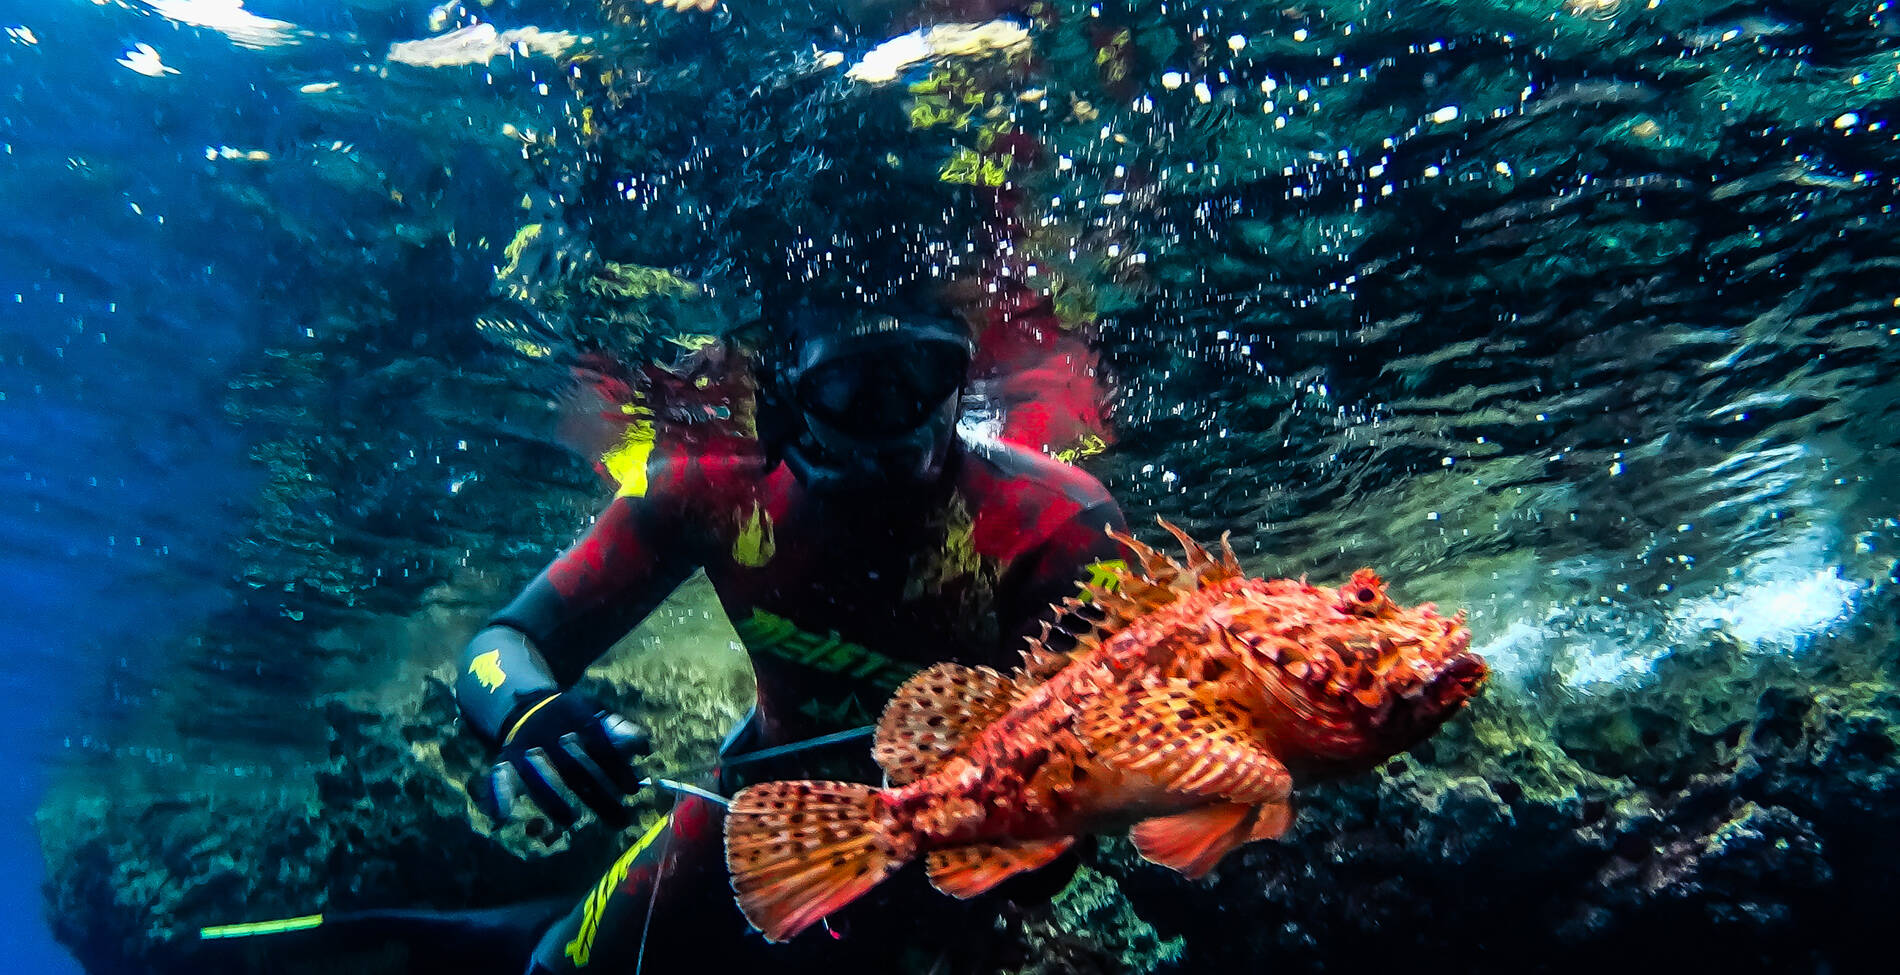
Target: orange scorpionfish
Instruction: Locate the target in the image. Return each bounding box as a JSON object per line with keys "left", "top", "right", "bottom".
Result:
{"left": 723, "top": 521, "right": 1487, "bottom": 942}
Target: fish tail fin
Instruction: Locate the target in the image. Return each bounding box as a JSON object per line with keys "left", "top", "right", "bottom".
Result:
{"left": 724, "top": 781, "right": 908, "bottom": 942}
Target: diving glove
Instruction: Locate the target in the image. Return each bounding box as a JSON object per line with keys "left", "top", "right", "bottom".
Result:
{"left": 485, "top": 691, "right": 651, "bottom": 830}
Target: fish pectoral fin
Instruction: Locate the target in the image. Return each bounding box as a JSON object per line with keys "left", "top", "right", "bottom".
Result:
{"left": 874, "top": 662, "right": 1026, "bottom": 786}
{"left": 925, "top": 836, "right": 1075, "bottom": 899}
{"left": 1129, "top": 802, "right": 1281, "bottom": 879}
{"left": 724, "top": 781, "right": 907, "bottom": 943}
{"left": 1081, "top": 680, "right": 1293, "bottom": 804}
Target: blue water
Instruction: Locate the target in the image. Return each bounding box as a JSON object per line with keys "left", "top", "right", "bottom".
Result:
{"left": 0, "top": 1, "right": 318, "bottom": 966}
{"left": 1, "top": 0, "right": 574, "bottom": 964}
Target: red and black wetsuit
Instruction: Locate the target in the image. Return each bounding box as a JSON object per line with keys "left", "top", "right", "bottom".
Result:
{"left": 498, "top": 436, "right": 1124, "bottom": 738}
{"left": 504, "top": 433, "right": 1126, "bottom": 972}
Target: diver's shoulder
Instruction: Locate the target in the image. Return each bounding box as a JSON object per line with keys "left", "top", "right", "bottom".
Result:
{"left": 960, "top": 436, "right": 1113, "bottom": 511}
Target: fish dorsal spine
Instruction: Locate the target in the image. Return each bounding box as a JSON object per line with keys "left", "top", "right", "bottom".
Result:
{"left": 877, "top": 521, "right": 1248, "bottom": 786}
{"left": 1021, "top": 519, "right": 1247, "bottom": 682}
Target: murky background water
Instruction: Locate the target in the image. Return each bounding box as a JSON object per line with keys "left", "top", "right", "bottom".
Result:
{"left": 5, "top": 1, "right": 1899, "bottom": 972}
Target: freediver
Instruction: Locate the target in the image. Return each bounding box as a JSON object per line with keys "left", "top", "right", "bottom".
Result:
{"left": 440, "top": 292, "right": 1128, "bottom": 973}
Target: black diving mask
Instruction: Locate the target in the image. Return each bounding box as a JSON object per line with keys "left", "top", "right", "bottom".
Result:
{"left": 770, "top": 313, "right": 974, "bottom": 491}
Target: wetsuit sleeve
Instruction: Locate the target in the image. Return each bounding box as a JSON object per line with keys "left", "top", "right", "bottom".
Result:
{"left": 457, "top": 488, "right": 701, "bottom": 739}
{"left": 492, "top": 492, "right": 701, "bottom": 681}
{"left": 1001, "top": 493, "right": 1130, "bottom": 644}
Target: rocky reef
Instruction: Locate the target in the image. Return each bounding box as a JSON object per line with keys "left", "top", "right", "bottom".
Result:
{"left": 38, "top": 581, "right": 753, "bottom": 975}
{"left": 1102, "top": 592, "right": 1900, "bottom": 972}
{"left": 41, "top": 567, "right": 1899, "bottom": 974}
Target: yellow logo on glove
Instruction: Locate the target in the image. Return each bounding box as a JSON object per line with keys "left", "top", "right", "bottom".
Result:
{"left": 469, "top": 650, "right": 508, "bottom": 692}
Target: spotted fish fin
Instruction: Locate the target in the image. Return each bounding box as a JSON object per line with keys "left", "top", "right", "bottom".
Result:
{"left": 724, "top": 780, "right": 907, "bottom": 942}
{"left": 1083, "top": 519, "right": 1239, "bottom": 627}
{"left": 1129, "top": 801, "right": 1291, "bottom": 879}
{"left": 1080, "top": 679, "right": 1293, "bottom": 804}
{"left": 874, "top": 663, "right": 1024, "bottom": 786}
{"left": 925, "top": 836, "right": 1075, "bottom": 899}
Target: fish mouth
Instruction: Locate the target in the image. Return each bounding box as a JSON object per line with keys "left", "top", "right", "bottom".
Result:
{"left": 1390, "top": 625, "right": 1481, "bottom": 706}
{"left": 1429, "top": 648, "right": 1488, "bottom": 709}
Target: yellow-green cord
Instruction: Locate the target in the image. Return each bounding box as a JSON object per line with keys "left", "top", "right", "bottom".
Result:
{"left": 199, "top": 913, "right": 325, "bottom": 940}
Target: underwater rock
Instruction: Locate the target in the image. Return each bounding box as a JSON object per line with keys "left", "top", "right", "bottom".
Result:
{"left": 39, "top": 625, "right": 752, "bottom": 975}
{"left": 1005, "top": 863, "right": 1183, "bottom": 975}
{"left": 56, "top": 536, "right": 1900, "bottom": 973}
{"left": 1071, "top": 586, "right": 1900, "bottom": 973}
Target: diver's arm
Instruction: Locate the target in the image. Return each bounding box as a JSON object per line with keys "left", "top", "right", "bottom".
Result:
{"left": 455, "top": 488, "right": 700, "bottom": 828}
{"left": 455, "top": 491, "right": 698, "bottom": 731}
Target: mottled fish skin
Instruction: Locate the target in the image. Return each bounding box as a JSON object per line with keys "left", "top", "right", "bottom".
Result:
{"left": 724, "top": 520, "right": 1486, "bottom": 942}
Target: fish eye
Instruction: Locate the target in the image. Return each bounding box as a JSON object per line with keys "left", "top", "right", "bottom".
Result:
{"left": 1355, "top": 587, "right": 1376, "bottom": 603}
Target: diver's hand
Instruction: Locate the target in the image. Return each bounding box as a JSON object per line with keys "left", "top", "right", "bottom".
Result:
{"left": 485, "top": 692, "right": 650, "bottom": 830}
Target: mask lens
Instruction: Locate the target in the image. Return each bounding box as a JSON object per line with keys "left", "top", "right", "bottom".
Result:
{"left": 797, "top": 342, "right": 965, "bottom": 437}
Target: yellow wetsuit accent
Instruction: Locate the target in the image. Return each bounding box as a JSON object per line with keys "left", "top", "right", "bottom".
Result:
{"left": 1079, "top": 559, "right": 1127, "bottom": 600}
{"left": 564, "top": 815, "right": 670, "bottom": 967}
{"left": 600, "top": 408, "right": 657, "bottom": 499}
{"left": 731, "top": 503, "right": 776, "bottom": 567}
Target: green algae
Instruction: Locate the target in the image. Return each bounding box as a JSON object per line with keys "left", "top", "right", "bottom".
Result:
{"left": 1010, "top": 863, "right": 1184, "bottom": 975}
